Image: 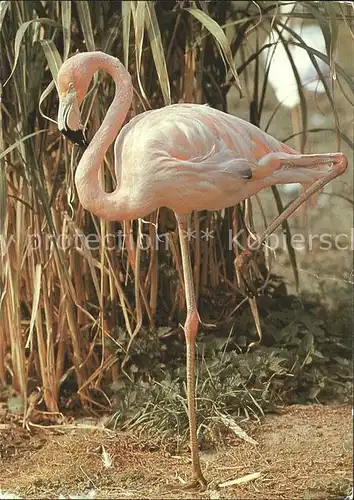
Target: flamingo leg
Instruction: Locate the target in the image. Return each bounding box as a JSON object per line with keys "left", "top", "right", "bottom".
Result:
{"left": 175, "top": 213, "right": 207, "bottom": 490}
{"left": 236, "top": 152, "right": 347, "bottom": 290}
{"left": 257, "top": 152, "right": 347, "bottom": 244}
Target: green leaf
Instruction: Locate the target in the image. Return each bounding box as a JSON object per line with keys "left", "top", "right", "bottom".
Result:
{"left": 0, "top": 144, "right": 6, "bottom": 238}
{"left": 122, "top": 0, "right": 132, "bottom": 69}
{"left": 145, "top": 2, "right": 171, "bottom": 106}
{"left": 131, "top": 1, "right": 148, "bottom": 103}
{"left": 0, "top": 0, "right": 10, "bottom": 31}
{"left": 39, "top": 39, "right": 63, "bottom": 88}
{"left": 157, "top": 326, "right": 172, "bottom": 337}
{"left": 61, "top": 0, "right": 72, "bottom": 60}
{"left": 111, "top": 380, "right": 127, "bottom": 392}
{"left": 4, "top": 18, "right": 62, "bottom": 87}
{"left": 102, "top": 25, "right": 119, "bottom": 54}
{"left": 298, "top": 332, "right": 314, "bottom": 356}
{"left": 7, "top": 395, "right": 25, "bottom": 414}
{"left": 37, "top": 39, "right": 63, "bottom": 124}
{"left": 186, "top": 7, "right": 242, "bottom": 96}
{"left": 76, "top": 0, "right": 95, "bottom": 52}
{"left": 0, "top": 130, "right": 47, "bottom": 161}
{"left": 38, "top": 81, "right": 57, "bottom": 125}
{"left": 25, "top": 264, "right": 42, "bottom": 349}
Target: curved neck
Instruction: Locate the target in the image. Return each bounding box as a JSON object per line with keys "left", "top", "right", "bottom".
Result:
{"left": 75, "top": 53, "right": 133, "bottom": 220}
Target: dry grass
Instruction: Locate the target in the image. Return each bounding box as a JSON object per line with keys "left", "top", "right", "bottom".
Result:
{"left": 0, "top": 405, "right": 352, "bottom": 499}
{"left": 0, "top": 0, "right": 353, "bottom": 424}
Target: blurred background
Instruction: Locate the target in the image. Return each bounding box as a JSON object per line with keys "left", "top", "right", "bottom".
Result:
{"left": 227, "top": 1, "right": 353, "bottom": 303}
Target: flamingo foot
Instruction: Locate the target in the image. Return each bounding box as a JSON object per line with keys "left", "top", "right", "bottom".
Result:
{"left": 181, "top": 474, "right": 208, "bottom": 491}
{"left": 182, "top": 478, "right": 208, "bottom": 491}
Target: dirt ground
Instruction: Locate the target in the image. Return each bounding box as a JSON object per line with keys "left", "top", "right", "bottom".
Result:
{"left": 0, "top": 404, "right": 352, "bottom": 499}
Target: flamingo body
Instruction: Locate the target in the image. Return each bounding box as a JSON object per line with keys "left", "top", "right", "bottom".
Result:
{"left": 115, "top": 104, "right": 291, "bottom": 216}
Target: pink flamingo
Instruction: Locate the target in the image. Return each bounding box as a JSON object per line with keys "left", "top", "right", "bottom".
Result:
{"left": 57, "top": 51, "right": 347, "bottom": 488}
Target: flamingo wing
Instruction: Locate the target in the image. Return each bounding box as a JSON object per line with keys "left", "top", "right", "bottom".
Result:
{"left": 115, "top": 104, "right": 267, "bottom": 213}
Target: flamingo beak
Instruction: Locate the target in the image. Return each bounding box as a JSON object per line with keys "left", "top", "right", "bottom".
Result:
{"left": 58, "top": 91, "right": 89, "bottom": 148}
{"left": 59, "top": 127, "right": 89, "bottom": 148}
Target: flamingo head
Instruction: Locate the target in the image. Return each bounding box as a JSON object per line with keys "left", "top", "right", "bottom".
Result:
{"left": 57, "top": 54, "right": 91, "bottom": 147}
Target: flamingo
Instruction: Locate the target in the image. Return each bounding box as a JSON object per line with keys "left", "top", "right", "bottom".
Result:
{"left": 56, "top": 51, "right": 347, "bottom": 488}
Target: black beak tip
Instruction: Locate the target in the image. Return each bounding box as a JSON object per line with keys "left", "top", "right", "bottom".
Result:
{"left": 60, "top": 128, "right": 89, "bottom": 148}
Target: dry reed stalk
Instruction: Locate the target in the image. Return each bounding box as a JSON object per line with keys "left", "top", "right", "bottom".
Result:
{"left": 215, "top": 214, "right": 228, "bottom": 284}
{"left": 0, "top": 325, "right": 6, "bottom": 385}
{"left": 168, "top": 284, "right": 180, "bottom": 324}
{"left": 64, "top": 296, "right": 90, "bottom": 406}
{"left": 121, "top": 220, "right": 144, "bottom": 376}
{"left": 210, "top": 236, "right": 218, "bottom": 288}
{"left": 3, "top": 183, "right": 27, "bottom": 412}
{"left": 123, "top": 220, "right": 152, "bottom": 325}
{"left": 168, "top": 230, "right": 185, "bottom": 314}
{"left": 55, "top": 290, "right": 68, "bottom": 390}
{"left": 0, "top": 76, "right": 6, "bottom": 388}
{"left": 5, "top": 261, "right": 27, "bottom": 409}
{"left": 182, "top": 30, "right": 196, "bottom": 103}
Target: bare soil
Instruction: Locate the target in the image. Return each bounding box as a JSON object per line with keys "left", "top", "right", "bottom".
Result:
{"left": 0, "top": 404, "right": 352, "bottom": 499}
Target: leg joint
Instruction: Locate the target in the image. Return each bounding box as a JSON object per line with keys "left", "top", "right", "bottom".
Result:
{"left": 184, "top": 309, "right": 199, "bottom": 341}
{"left": 335, "top": 154, "right": 348, "bottom": 176}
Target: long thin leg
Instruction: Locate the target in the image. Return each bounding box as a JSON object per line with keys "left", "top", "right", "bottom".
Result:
{"left": 256, "top": 152, "right": 347, "bottom": 247}
{"left": 236, "top": 152, "right": 347, "bottom": 284}
{"left": 175, "top": 212, "right": 207, "bottom": 489}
